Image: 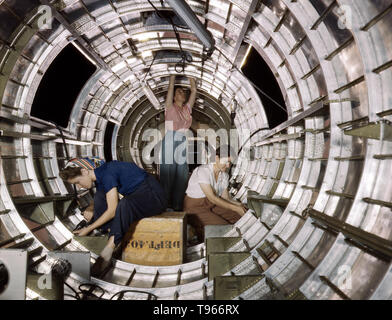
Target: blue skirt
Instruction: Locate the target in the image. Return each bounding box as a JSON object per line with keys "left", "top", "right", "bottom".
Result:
{"left": 92, "top": 174, "right": 167, "bottom": 245}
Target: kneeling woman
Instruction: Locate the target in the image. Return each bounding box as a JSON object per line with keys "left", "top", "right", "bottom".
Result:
{"left": 59, "top": 159, "right": 167, "bottom": 274}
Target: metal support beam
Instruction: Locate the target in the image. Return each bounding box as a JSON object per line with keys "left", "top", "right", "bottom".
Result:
{"left": 292, "top": 251, "right": 315, "bottom": 270}
{"left": 0, "top": 209, "right": 11, "bottom": 215}
{"left": 326, "top": 190, "right": 355, "bottom": 200}
{"left": 206, "top": 237, "right": 243, "bottom": 256}
{"left": 232, "top": 0, "right": 259, "bottom": 63}
{"left": 208, "top": 252, "right": 251, "bottom": 281}
{"left": 0, "top": 234, "right": 26, "bottom": 248}
{"left": 310, "top": 0, "right": 337, "bottom": 30}
{"left": 360, "top": 3, "right": 392, "bottom": 31}
{"left": 307, "top": 207, "right": 392, "bottom": 260}
{"left": 325, "top": 36, "right": 354, "bottom": 61}
{"left": 319, "top": 275, "right": 350, "bottom": 300}
{"left": 255, "top": 101, "right": 328, "bottom": 143}
{"left": 344, "top": 121, "right": 392, "bottom": 141}
{"left": 247, "top": 194, "right": 289, "bottom": 208}
{"left": 363, "top": 197, "right": 392, "bottom": 209}
{"left": 39, "top": 0, "right": 110, "bottom": 71}
{"left": 213, "top": 275, "right": 264, "bottom": 300}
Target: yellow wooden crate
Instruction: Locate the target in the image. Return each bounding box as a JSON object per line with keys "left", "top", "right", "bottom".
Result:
{"left": 121, "top": 212, "right": 187, "bottom": 266}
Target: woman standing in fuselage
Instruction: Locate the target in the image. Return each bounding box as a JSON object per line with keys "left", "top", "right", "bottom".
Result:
{"left": 160, "top": 75, "right": 196, "bottom": 211}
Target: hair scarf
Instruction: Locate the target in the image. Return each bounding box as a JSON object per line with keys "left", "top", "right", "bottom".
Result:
{"left": 64, "top": 157, "right": 105, "bottom": 170}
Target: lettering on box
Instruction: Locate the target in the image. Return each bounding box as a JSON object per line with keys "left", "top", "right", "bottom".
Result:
{"left": 121, "top": 212, "right": 186, "bottom": 266}
{"left": 128, "top": 240, "right": 181, "bottom": 250}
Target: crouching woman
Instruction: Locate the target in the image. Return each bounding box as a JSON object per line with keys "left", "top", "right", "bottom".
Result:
{"left": 59, "top": 159, "right": 167, "bottom": 275}
{"left": 184, "top": 146, "right": 247, "bottom": 242}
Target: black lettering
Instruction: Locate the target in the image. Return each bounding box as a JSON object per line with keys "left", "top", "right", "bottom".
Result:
{"left": 172, "top": 241, "right": 180, "bottom": 248}
{"left": 131, "top": 240, "right": 138, "bottom": 249}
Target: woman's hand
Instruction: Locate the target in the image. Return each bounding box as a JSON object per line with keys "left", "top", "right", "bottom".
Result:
{"left": 83, "top": 209, "right": 94, "bottom": 222}
{"left": 189, "top": 77, "right": 196, "bottom": 87}
{"left": 234, "top": 205, "right": 247, "bottom": 216}
{"left": 73, "top": 226, "right": 93, "bottom": 236}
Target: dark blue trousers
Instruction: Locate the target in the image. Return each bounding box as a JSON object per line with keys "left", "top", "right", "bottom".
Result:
{"left": 92, "top": 175, "right": 167, "bottom": 246}
{"left": 159, "top": 130, "right": 189, "bottom": 211}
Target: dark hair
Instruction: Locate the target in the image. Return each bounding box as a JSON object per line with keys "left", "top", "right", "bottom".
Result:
{"left": 173, "top": 86, "right": 190, "bottom": 103}
{"left": 59, "top": 167, "right": 83, "bottom": 181}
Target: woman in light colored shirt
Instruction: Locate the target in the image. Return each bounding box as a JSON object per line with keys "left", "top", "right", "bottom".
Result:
{"left": 160, "top": 75, "right": 196, "bottom": 211}
{"left": 184, "top": 146, "right": 247, "bottom": 241}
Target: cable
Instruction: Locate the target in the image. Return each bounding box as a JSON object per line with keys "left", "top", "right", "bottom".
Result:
{"left": 64, "top": 282, "right": 158, "bottom": 301}
{"left": 214, "top": 46, "right": 288, "bottom": 115}
{"left": 64, "top": 293, "right": 80, "bottom": 300}
{"left": 63, "top": 282, "right": 105, "bottom": 300}
{"left": 64, "top": 282, "right": 81, "bottom": 300}
{"left": 143, "top": 51, "right": 158, "bottom": 82}
{"left": 109, "top": 290, "right": 158, "bottom": 300}
{"left": 78, "top": 283, "right": 106, "bottom": 300}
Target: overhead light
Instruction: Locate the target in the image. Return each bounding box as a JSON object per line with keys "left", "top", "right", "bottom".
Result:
{"left": 133, "top": 32, "right": 156, "bottom": 41}
{"left": 53, "top": 138, "right": 93, "bottom": 146}
{"left": 70, "top": 41, "right": 97, "bottom": 66}
{"left": 142, "top": 81, "right": 161, "bottom": 110}
{"left": 240, "top": 44, "right": 252, "bottom": 69}
{"left": 165, "top": 0, "right": 215, "bottom": 53}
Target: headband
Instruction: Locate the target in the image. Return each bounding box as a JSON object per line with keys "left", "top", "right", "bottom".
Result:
{"left": 64, "top": 157, "right": 105, "bottom": 170}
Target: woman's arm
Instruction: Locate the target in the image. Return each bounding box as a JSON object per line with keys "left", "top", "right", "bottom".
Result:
{"left": 187, "top": 77, "right": 197, "bottom": 109}
{"left": 199, "top": 183, "right": 246, "bottom": 216}
{"left": 74, "top": 187, "right": 118, "bottom": 235}
{"left": 81, "top": 203, "right": 94, "bottom": 222}
{"left": 165, "top": 75, "right": 176, "bottom": 109}
{"left": 221, "top": 189, "right": 243, "bottom": 206}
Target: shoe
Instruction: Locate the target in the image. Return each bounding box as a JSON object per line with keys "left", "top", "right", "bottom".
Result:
{"left": 91, "top": 257, "right": 113, "bottom": 278}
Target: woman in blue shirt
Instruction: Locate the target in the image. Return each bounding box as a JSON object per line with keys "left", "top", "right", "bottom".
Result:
{"left": 59, "top": 158, "right": 167, "bottom": 275}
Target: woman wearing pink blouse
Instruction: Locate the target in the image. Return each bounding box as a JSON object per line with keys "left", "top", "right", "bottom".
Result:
{"left": 160, "top": 75, "right": 196, "bottom": 211}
